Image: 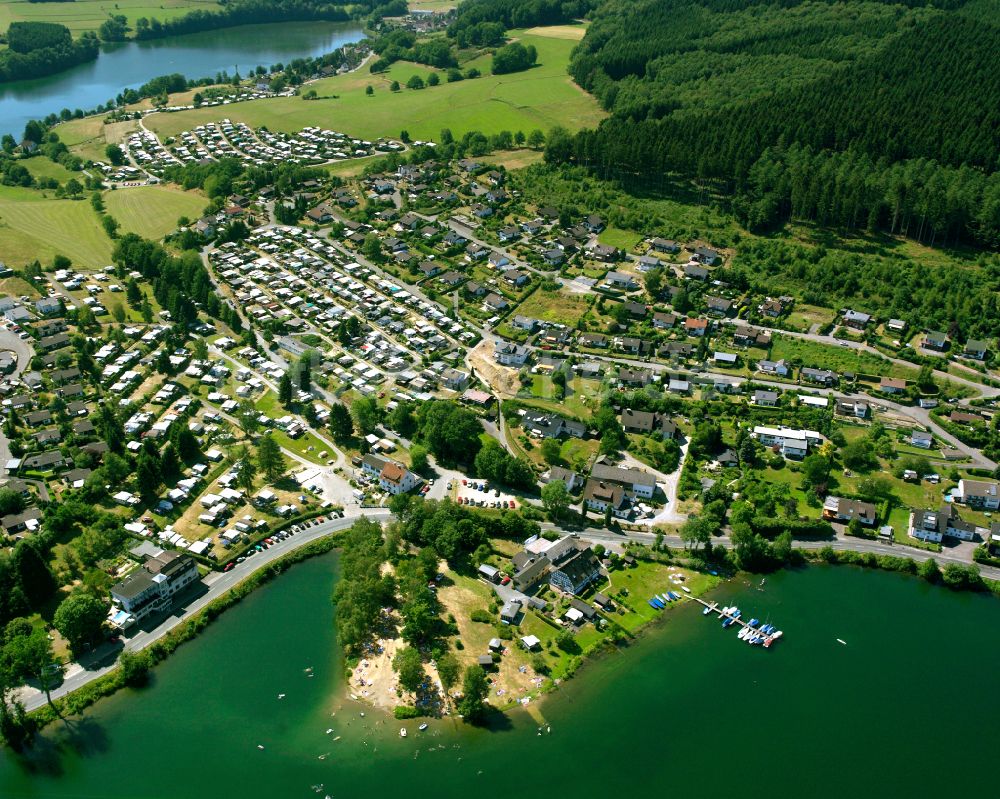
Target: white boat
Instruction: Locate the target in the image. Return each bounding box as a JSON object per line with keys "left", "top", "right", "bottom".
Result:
{"left": 399, "top": 728, "right": 407, "bottom": 738}
{"left": 737, "top": 626, "right": 750, "bottom": 640}
{"left": 418, "top": 723, "right": 428, "bottom": 731}
{"left": 682, "top": 586, "right": 691, "bottom": 593}
{"left": 772, "top": 630, "right": 783, "bottom": 640}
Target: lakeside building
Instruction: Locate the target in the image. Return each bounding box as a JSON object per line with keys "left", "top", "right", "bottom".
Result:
{"left": 110, "top": 550, "right": 200, "bottom": 623}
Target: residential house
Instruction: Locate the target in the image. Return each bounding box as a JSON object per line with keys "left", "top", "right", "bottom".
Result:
{"left": 583, "top": 479, "right": 631, "bottom": 518}
{"left": 684, "top": 317, "right": 708, "bottom": 337}
{"left": 649, "top": 237, "right": 679, "bottom": 254}
{"left": 494, "top": 341, "right": 529, "bottom": 366}
{"left": 522, "top": 409, "right": 586, "bottom": 439}
{"left": 379, "top": 460, "right": 420, "bottom": 495}
{"left": 879, "top": 377, "right": 907, "bottom": 394}
{"left": 911, "top": 430, "right": 933, "bottom": 449}
{"left": 578, "top": 332, "right": 608, "bottom": 348}
{"left": 706, "top": 296, "right": 734, "bottom": 316}
{"left": 909, "top": 505, "right": 981, "bottom": 543}
{"left": 956, "top": 479, "right": 1000, "bottom": 510}
{"left": 620, "top": 409, "right": 677, "bottom": 439}
{"left": 963, "top": 339, "right": 989, "bottom": 360}
{"left": 756, "top": 359, "right": 790, "bottom": 377}
{"left": 543, "top": 465, "right": 582, "bottom": 493}
{"left": 836, "top": 399, "right": 869, "bottom": 419}
{"left": 751, "top": 426, "right": 824, "bottom": 459}
{"left": 604, "top": 271, "right": 638, "bottom": 290}
{"left": 842, "top": 309, "right": 871, "bottom": 329}
{"left": 800, "top": 367, "right": 837, "bottom": 386}
{"left": 590, "top": 463, "right": 657, "bottom": 500}
{"left": 484, "top": 293, "right": 509, "bottom": 311}
{"left": 683, "top": 263, "right": 709, "bottom": 281}
{"left": 690, "top": 246, "right": 720, "bottom": 265}
{"left": 753, "top": 390, "right": 778, "bottom": 407}
{"left": 923, "top": 331, "right": 949, "bottom": 352}
{"left": 500, "top": 600, "right": 522, "bottom": 624}
{"left": 822, "top": 496, "right": 877, "bottom": 526}
{"left": 653, "top": 312, "right": 676, "bottom": 330}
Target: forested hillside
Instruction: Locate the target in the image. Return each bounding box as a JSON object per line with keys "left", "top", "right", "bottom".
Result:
{"left": 555, "top": 0, "right": 1000, "bottom": 248}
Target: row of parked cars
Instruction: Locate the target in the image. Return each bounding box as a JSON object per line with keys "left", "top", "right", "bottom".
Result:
{"left": 457, "top": 496, "right": 517, "bottom": 509}
{"left": 223, "top": 515, "right": 344, "bottom": 570}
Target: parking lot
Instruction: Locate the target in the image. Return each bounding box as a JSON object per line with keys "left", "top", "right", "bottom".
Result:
{"left": 452, "top": 478, "right": 518, "bottom": 510}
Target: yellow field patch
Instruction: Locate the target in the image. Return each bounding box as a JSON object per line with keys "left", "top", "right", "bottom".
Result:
{"left": 521, "top": 24, "right": 587, "bottom": 40}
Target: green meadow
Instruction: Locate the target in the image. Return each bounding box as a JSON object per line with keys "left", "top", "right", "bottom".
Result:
{"left": 0, "top": 185, "right": 112, "bottom": 267}
{"left": 104, "top": 184, "right": 207, "bottom": 240}
{"left": 0, "top": 0, "right": 223, "bottom": 38}
{"left": 146, "top": 28, "right": 605, "bottom": 143}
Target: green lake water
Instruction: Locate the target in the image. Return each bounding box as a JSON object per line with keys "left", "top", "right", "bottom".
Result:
{"left": 2, "top": 554, "right": 998, "bottom": 798}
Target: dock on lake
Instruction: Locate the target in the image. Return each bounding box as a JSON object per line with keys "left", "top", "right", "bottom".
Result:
{"left": 684, "top": 595, "right": 783, "bottom": 647}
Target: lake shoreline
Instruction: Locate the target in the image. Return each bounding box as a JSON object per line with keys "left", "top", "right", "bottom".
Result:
{"left": 0, "top": 20, "right": 366, "bottom": 139}
{"left": 13, "top": 533, "right": 998, "bottom": 746}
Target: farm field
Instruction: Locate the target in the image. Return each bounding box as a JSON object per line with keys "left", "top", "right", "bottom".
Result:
{"left": 0, "top": 0, "right": 223, "bottom": 38}
{"left": 104, "top": 184, "right": 206, "bottom": 240}
{"left": 0, "top": 185, "right": 111, "bottom": 267}
{"left": 145, "top": 29, "right": 605, "bottom": 143}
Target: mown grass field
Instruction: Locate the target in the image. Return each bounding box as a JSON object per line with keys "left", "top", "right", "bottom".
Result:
{"left": 0, "top": 0, "right": 222, "bottom": 38}
{"left": 146, "top": 28, "right": 605, "bottom": 142}
{"left": 0, "top": 185, "right": 111, "bottom": 267}
{"left": 104, "top": 184, "right": 206, "bottom": 239}
{"left": 21, "top": 157, "right": 79, "bottom": 184}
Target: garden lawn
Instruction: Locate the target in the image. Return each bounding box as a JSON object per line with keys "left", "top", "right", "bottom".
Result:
{"left": 104, "top": 185, "right": 206, "bottom": 240}
{"left": 146, "top": 31, "right": 604, "bottom": 142}
{"left": 0, "top": 185, "right": 112, "bottom": 267}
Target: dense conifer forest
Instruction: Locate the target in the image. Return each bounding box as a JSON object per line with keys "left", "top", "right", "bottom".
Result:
{"left": 552, "top": 0, "right": 1000, "bottom": 248}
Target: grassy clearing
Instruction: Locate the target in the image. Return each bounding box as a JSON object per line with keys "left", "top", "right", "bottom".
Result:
{"left": 52, "top": 116, "right": 112, "bottom": 163}
{"left": 146, "top": 31, "right": 605, "bottom": 143}
{"left": 770, "top": 336, "right": 916, "bottom": 380}
{"left": 479, "top": 148, "right": 544, "bottom": 170}
{"left": 0, "top": 276, "right": 40, "bottom": 299}
{"left": 513, "top": 287, "right": 591, "bottom": 326}
{"left": 0, "top": 0, "right": 223, "bottom": 38}
{"left": 21, "top": 158, "right": 79, "bottom": 184}
{"left": 0, "top": 185, "right": 111, "bottom": 267}
{"left": 104, "top": 184, "right": 206, "bottom": 240}
{"left": 524, "top": 374, "right": 602, "bottom": 420}
{"left": 520, "top": 24, "right": 588, "bottom": 40}
{"left": 598, "top": 226, "right": 642, "bottom": 251}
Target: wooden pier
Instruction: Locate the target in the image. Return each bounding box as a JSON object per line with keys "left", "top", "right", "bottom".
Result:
{"left": 685, "top": 596, "right": 782, "bottom": 644}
